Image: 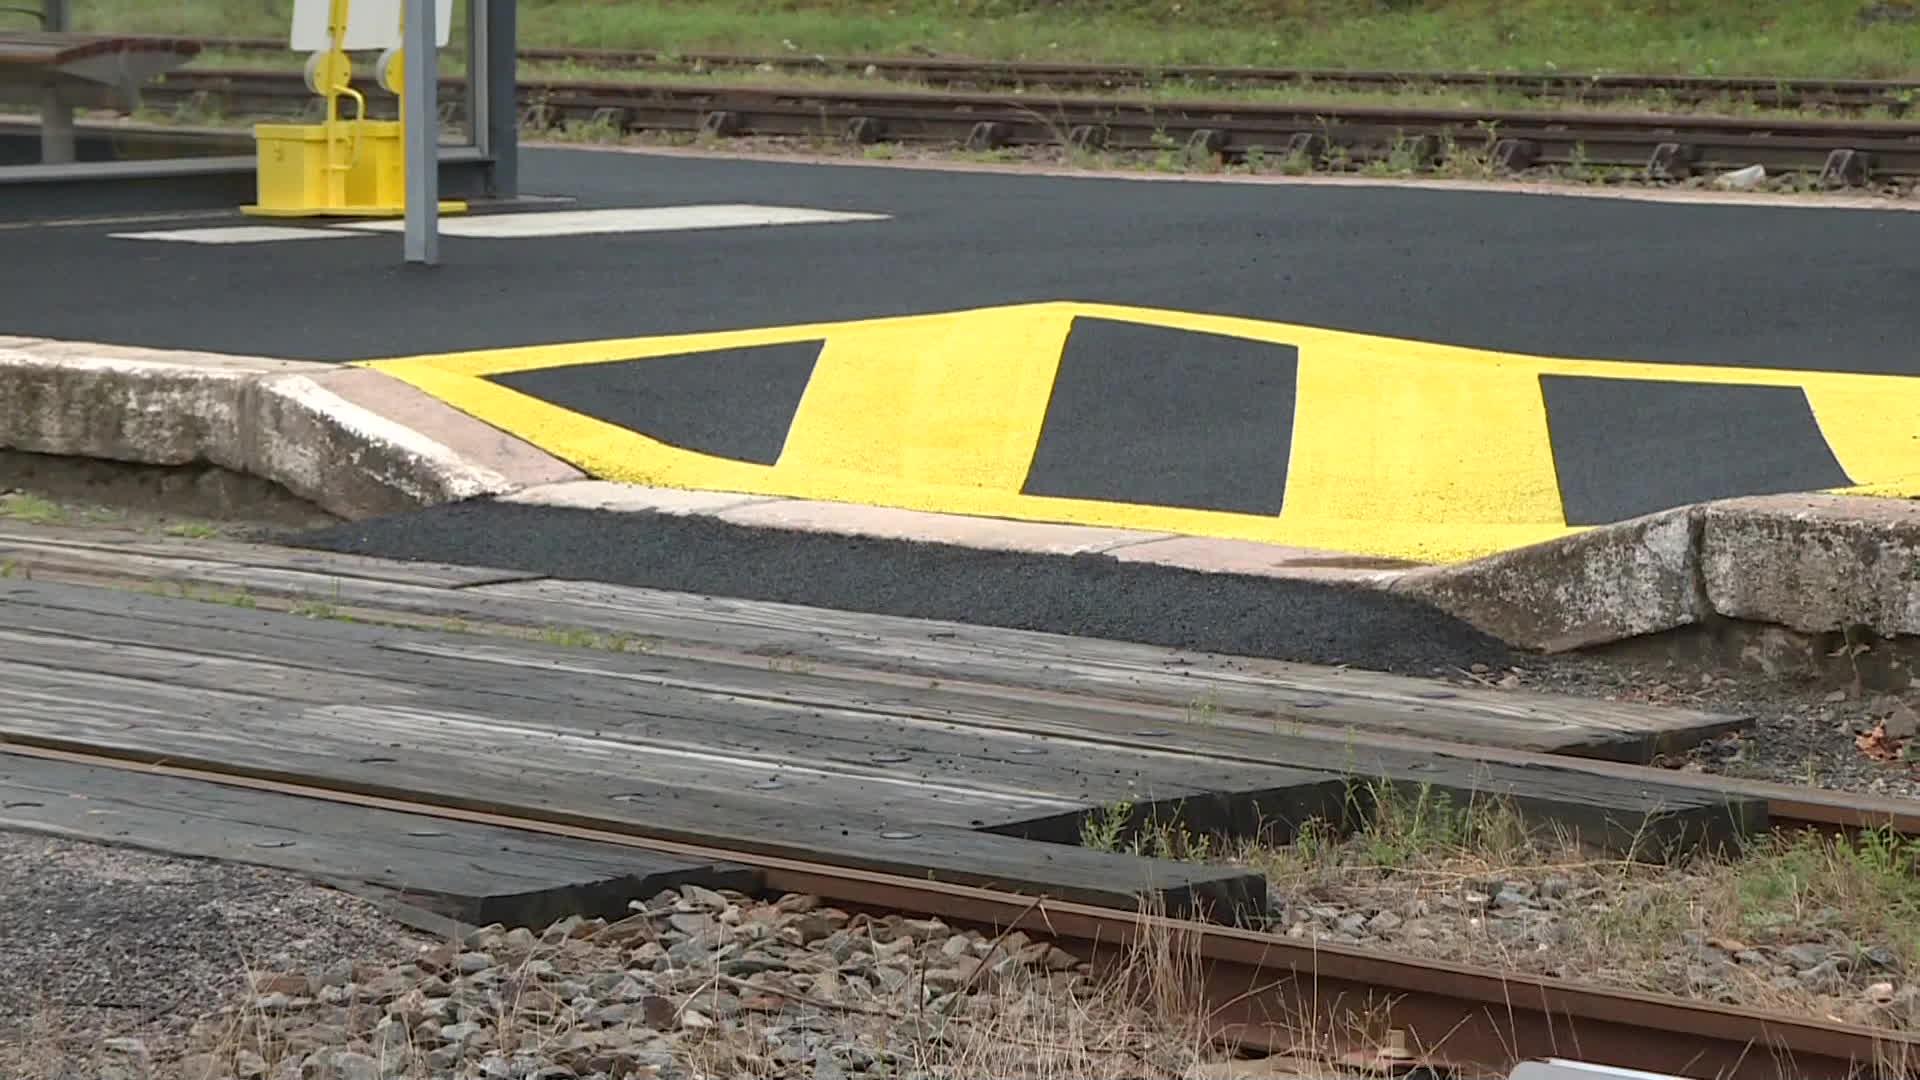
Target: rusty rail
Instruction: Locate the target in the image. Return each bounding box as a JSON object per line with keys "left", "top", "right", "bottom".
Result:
{"left": 200, "top": 36, "right": 1920, "bottom": 114}
{"left": 2, "top": 736, "right": 1911, "bottom": 1080}
{"left": 142, "top": 67, "right": 1920, "bottom": 184}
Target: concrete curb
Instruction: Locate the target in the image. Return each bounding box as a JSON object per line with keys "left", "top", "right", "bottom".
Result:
{"left": 1395, "top": 495, "right": 1920, "bottom": 651}
{"left": 0, "top": 338, "right": 581, "bottom": 520}
{"left": 4, "top": 338, "right": 1915, "bottom": 655}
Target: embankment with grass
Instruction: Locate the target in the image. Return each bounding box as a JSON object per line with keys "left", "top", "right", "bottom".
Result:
{"left": 68, "top": 1, "right": 1920, "bottom": 79}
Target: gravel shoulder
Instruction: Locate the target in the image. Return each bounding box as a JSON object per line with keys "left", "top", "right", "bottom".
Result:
{"left": 0, "top": 832, "right": 431, "bottom": 1080}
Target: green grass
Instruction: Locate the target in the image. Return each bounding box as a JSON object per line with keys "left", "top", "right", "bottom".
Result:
{"left": 164, "top": 521, "right": 221, "bottom": 540}
{"left": 0, "top": 493, "right": 68, "bottom": 525}
{"left": 537, "top": 625, "right": 657, "bottom": 653}
{"left": 62, "top": 0, "right": 1920, "bottom": 80}
{"left": 1094, "top": 777, "right": 1920, "bottom": 982}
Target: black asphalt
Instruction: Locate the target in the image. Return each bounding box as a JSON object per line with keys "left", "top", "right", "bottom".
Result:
{"left": 1539, "top": 376, "right": 1854, "bottom": 524}
{"left": 13, "top": 149, "right": 1916, "bottom": 673}
{"left": 1, "top": 148, "right": 1916, "bottom": 373}
{"left": 490, "top": 339, "right": 823, "bottom": 465}
{"left": 279, "top": 501, "right": 1515, "bottom": 675}
{"left": 1022, "top": 319, "right": 1300, "bottom": 514}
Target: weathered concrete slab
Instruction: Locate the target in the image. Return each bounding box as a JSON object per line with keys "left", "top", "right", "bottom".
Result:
{"left": 1699, "top": 495, "right": 1920, "bottom": 637}
{"left": 1392, "top": 508, "right": 1703, "bottom": 652}
{"left": 0, "top": 339, "right": 525, "bottom": 519}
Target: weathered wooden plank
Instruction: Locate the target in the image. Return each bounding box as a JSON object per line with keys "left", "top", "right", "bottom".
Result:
{"left": 0, "top": 548, "right": 1744, "bottom": 760}
{"left": 0, "top": 580, "right": 1762, "bottom": 854}
{"left": 0, "top": 528, "right": 542, "bottom": 589}
{"left": 0, "top": 611, "right": 1350, "bottom": 838}
{"left": 0, "top": 653, "right": 1089, "bottom": 831}
{"left": 0, "top": 751, "right": 760, "bottom": 928}
{"left": 479, "top": 580, "right": 1746, "bottom": 761}
{"left": 0, "top": 717, "right": 1266, "bottom": 920}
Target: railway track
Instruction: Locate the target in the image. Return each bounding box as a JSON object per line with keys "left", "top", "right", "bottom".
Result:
{"left": 145, "top": 67, "right": 1920, "bottom": 183}
{"left": 6, "top": 736, "right": 1914, "bottom": 1080}
{"left": 206, "top": 35, "right": 1920, "bottom": 114}
{"left": 7, "top": 532, "right": 1920, "bottom": 1080}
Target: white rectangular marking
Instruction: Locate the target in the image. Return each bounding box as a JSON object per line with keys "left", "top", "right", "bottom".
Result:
{"left": 333, "top": 204, "right": 891, "bottom": 238}
{"left": 110, "top": 225, "right": 370, "bottom": 245}
{"left": 291, "top": 0, "right": 451, "bottom": 50}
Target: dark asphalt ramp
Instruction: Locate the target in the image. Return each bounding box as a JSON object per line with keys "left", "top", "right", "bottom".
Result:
{"left": 1023, "top": 317, "right": 1299, "bottom": 514}
{"left": 280, "top": 501, "right": 1515, "bottom": 675}
{"left": 1540, "top": 375, "right": 1853, "bottom": 524}
{"left": 489, "top": 339, "right": 822, "bottom": 465}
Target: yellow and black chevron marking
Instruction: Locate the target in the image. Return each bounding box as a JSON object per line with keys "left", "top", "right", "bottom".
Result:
{"left": 362, "top": 301, "right": 1920, "bottom": 564}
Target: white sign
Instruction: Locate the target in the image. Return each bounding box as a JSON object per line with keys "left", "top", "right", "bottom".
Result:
{"left": 290, "top": 0, "right": 452, "bottom": 51}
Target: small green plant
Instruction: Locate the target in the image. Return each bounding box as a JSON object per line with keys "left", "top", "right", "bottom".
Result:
{"left": 0, "top": 493, "right": 67, "bottom": 525}
{"left": 1080, "top": 799, "right": 1134, "bottom": 852}
{"left": 165, "top": 521, "right": 220, "bottom": 540}
{"left": 1148, "top": 129, "right": 1182, "bottom": 172}
{"left": 536, "top": 624, "right": 658, "bottom": 653}
{"left": 863, "top": 143, "right": 899, "bottom": 160}
{"left": 0, "top": 558, "right": 20, "bottom": 579}
{"left": 541, "top": 625, "right": 599, "bottom": 649}
{"left": 1352, "top": 779, "right": 1531, "bottom": 868}
{"left": 292, "top": 600, "right": 340, "bottom": 620}
{"left": 1564, "top": 141, "right": 1594, "bottom": 182}
{"left": 1242, "top": 144, "right": 1267, "bottom": 172}
{"left": 1184, "top": 692, "right": 1220, "bottom": 725}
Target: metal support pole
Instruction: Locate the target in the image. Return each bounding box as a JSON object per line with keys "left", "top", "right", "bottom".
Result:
{"left": 39, "top": 0, "right": 72, "bottom": 164}
{"left": 483, "top": 0, "right": 517, "bottom": 197}
{"left": 403, "top": 0, "right": 438, "bottom": 265}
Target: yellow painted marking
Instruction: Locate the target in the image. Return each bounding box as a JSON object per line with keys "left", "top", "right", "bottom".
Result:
{"left": 778, "top": 305, "right": 1073, "bottom": 496}
{"left": 363, "top": 301, "right": 1920, "bottom": 564}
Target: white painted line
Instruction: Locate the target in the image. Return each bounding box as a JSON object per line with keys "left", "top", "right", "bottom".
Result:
{"left": 332, "top": 204, "right": 891, "bottom": 238}
{"left": 109, "top": 225, "right": 371, "bottom": 244}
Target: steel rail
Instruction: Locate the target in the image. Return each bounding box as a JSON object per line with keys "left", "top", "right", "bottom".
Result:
{"left": 141, "top": 68, "right": 1920, "bottom": 181}
{"left": 3, "top": 734, "right": 1912, "bottom": 1080}
{"left": 199, "top": 36, "right": 1920, "bottom": 112}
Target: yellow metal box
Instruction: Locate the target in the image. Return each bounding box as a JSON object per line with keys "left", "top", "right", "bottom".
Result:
{"left": 245, "top": 118, "right": 404, "bottom": 217}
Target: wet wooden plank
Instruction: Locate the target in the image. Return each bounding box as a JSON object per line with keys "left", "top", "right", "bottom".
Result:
{"left": 0, "top": 704, "right": 1265, "bottom": 920}
{"left": 478, "top": 579, "right": 1747, "bottom": 762}
{"left": 0, "top": 528, "right": 542, "bottom": 589}
{"left": 0, "top": 752, "right": 760, "bottom": 928}
{"left": 0, "top": 540, "right": 1743, "bottom": 760}
{"left": 0, "top": 580, "right": 1762, "bottom": 855}
{"left": 0, "top": 600, "right": 1349, "bottom": 838}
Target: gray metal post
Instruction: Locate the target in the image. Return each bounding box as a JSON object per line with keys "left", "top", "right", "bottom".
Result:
{"left": 39, "top": 0, "right": 73, "bottom": 164}
{"left": 403, "top": 0, "right": 438, "bottom": 264}
{"left": 483, "top": 0, "right": 517, "bottom": 197}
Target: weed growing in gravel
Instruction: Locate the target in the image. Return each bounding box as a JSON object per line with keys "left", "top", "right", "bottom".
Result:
{"left": 0, "top": 493, "right": 67, "bottom": 525}
{"left": 536, "top": 625, "right": 658, "bottom": 653}
{"left": 1080, "top": 800, "right": 1218, "bottom": 862}
{"left": 164, "top": 521, "right": 221, "bottom": 540}
{"left": 1732, "top": 825, "right": 1920, "bottom": 967}
{"left": 1104, "top": 777, "right": 1920, "bottom": 1027}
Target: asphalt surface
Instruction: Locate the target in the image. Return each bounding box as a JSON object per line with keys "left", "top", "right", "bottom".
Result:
{"left": 10, "top": 148, "right": 1919, "bottom": 657}
{"left": 2, "top": 147, "right": 1917, "bottom": 372}
{"left": 281, "top": 501, "right": 1517, "bottom": 675}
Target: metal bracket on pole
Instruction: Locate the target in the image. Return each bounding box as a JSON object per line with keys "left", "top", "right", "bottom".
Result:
{"left": 403, "top": 0, "right": 438, "bottom": 265}
{"left": 38, "top": 0, "right": 72, "bottom": 164}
